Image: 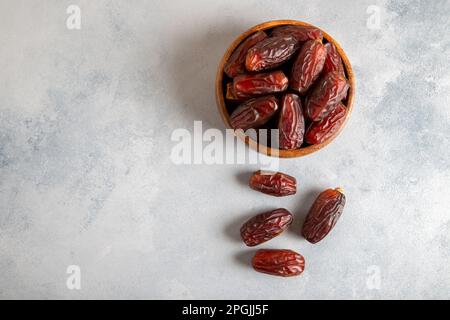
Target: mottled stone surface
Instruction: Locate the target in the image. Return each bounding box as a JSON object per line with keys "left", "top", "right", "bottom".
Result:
{"left": 1, "top": 0, "right": 450, "bottom": 299}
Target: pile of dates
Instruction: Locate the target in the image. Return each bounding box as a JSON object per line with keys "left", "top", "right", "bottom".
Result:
{"left": 223, "top": 24, "right": 350, "bottom": 148}
{"left": 241, "top": 170, "right": 346, "bottom": 277}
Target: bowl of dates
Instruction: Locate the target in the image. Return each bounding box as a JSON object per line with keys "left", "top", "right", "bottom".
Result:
{"left": 215, "top": 20, "right": 355, "bottom": 158}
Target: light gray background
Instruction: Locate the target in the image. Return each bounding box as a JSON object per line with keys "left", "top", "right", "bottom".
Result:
{"left": 1, "top": 0, "right": 450, "bottom": 299}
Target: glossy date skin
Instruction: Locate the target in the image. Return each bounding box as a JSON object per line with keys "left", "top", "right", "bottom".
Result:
{"left": 233, "top": 70, "right": 289, "bottom": 99}
{"left": 323, "top": 42, "right": 345, "bottom": 76}
{"left": 252, "top": 249, "right": 305, "bottom": 277}
{"left": 249, "top": 170, "right": 296, "bottom": 197}
{"left": 245, "top": 36, "right": 300, "bottom": 72}
{"left": 226, "top": 83, "right": 238, "bottom": 100}
{"left": 290, "top": 40, "right": 326, "bottom": 95}
{"left": 230, "top": 96, "right": 279, "bottom": 130}
{"left": 302, "top": 188, "right": 346, "bottom": 244}
{"left": 271, "top": 25, "right": 323, "bottom": 42}
{"left": 224, "top": 31, "right": 268, "bottom": 78}
{"left": 278, "top": 94, "right": 305, "bottom": 150}
{"left": 305, "top": 71, "right": 349, "bottom": 122}
{"left": 240, "top": 208, "right": 293, "bottom": 247}
{"left": 305, "top": 102, "right": 346, "bottom": 145}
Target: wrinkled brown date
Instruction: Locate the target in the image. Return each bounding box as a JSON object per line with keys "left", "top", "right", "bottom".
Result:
{"left": 249, "top": 170, "right": 296, "bottom": 197}
{"left": 232, "top": 70, "right": 288, "bottom": 99}
{"left": 240, "top": 208, "right": 293, "bottom": 247}
{"left": 278, "top": 94, "right": 305, "bottom": 149}
{"left": 323, "top": 42, "right": 345, "bottom": 76}
{"left": 305, "top": 102, "right": 346, "bottom": 145}
{"left": 224, "top": 31, "right": 268, "bottom": 78}
{"left": 230, "top": 96, "right": 279, "bottom": 130}
{"left": 271, "top": 25, "right": 323, "bottom": 42}
{"left": 246, "top": 36, "right": 300, "bottom": 72}
{"left": 290, "top": 40, "right": 326, "bottom": 95}
{"left": 252, "top": 249, "right": 305, "bottom": 277}
{"left": 305, "top": 71, "right": 349, "bottom": 122}
{"left": 226, "top": 83, "right": 238, "bottom": 100}
{"left": 302, "top": 188, "right": 346, "bottom": 244}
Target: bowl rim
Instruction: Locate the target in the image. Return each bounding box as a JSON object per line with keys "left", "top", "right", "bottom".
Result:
{"left": 215, "top": 19, "right": 356, "bottom": 158}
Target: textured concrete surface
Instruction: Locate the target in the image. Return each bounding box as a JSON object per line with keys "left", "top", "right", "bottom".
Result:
{"left": 1, "top": 0, "right": 450, "bottom": 299}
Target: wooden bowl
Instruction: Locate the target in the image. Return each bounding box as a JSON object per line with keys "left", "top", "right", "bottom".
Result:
{"left": 215, "top": 20, "right": 355, "bottom": 158}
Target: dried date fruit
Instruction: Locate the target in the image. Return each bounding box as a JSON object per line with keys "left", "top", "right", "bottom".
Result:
{"left": 233, "top": 70, "right": 288, "bottom": 99}
{"left": 278, "top": 94, "right": 305, "bottom": 149}
{"left": 225, "top": 83, "right": 246, "bottom": 101}
{"left": 252, "top": 249, "right": 305, "bottom": 277}
{"left": 302, "top": 188, "right": 346, "bottom": 244}
{"left": 290, "top": 40, "right": 326, "bottom": 95}
{"left": 245, "top": 36, "right": 300, "bottom": 72}
{"left": 224, "top": 31, "right": 268, "bottom": 78}
{"left": 305, "top": 102, "right": 346, "bottom": 145}
{"left": 305, "top": 71, "right": 349, "bottom": 122}
{"left": 249, "top": 170, "right": 296, "bottom": 197}
{"left": 323, "top": 42, "right": 345, "bottom": 76}
{"left": 230, "top": 96, "right": 279, "bottom": 130}
{"left": 271, "top": 25, "right": 323, "bottom": 42}
{"left": 226, "top": 83, "right": 238, "bottom": 100}
{"left": 240, "top": 208, "right": 293, "bottom": 246}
